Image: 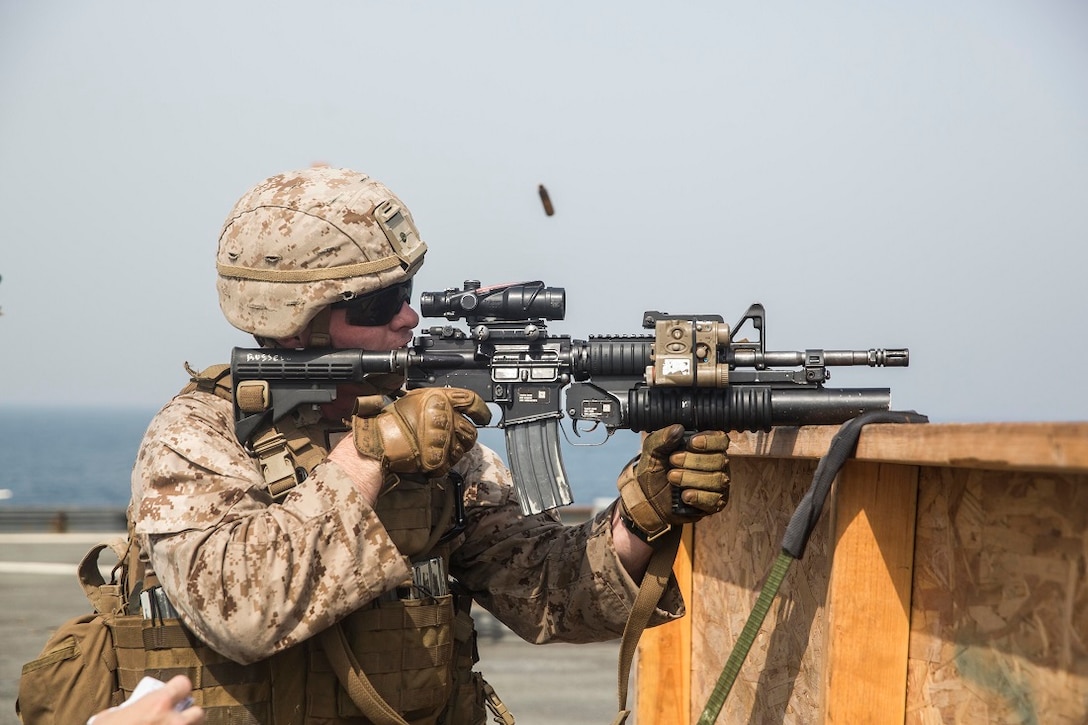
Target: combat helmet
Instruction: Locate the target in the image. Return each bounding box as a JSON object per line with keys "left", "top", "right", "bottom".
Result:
{"left": 216, "top": 167, "right": 427, "bottom": 341}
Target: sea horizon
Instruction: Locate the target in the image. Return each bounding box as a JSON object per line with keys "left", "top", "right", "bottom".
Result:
{"left": 0, "top": 405, "right": 634, "bottom": 509}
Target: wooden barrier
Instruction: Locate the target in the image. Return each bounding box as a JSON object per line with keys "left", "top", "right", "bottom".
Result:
{"left": 636, "top": 422, "right": 1088, "bottom": 724}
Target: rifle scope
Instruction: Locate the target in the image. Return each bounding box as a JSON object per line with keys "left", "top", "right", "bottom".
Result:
{"left": 420, "top": 280, "right": 566, "bottom": 322}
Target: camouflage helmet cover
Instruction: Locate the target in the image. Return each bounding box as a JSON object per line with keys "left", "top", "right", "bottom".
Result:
{"left": 216, "top": 167, "right": 427, "bottom": 339}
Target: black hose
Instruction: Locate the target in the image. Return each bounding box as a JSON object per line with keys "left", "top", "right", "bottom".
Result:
{"left": 780, "top": 409, "right": 929, "bottom": 559}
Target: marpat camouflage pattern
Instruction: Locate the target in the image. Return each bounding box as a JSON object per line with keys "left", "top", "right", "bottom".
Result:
{"left": 130, "top": 388, "right": 683, "bottom": 665}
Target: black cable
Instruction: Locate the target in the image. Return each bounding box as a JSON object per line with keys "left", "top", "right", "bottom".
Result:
{"left": 781, "top": 410, "right": 929, "bottom": 559}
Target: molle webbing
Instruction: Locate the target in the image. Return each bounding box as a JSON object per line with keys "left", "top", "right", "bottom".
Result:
{"left": 122, "top": 369, "right": 490, "bottom": 723}
{"left": 312, "top": 597, "right": 455, "bottom": 720}
{"left": 110, "top": 616, "right": 270, "bottom": 725}
{"left": 374, "top": 475, "right": 455, "bottom": 560}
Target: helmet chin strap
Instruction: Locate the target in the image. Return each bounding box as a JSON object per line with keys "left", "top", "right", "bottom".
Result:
{"left": 307, "top": 306, "right": 333, "bottom": 348}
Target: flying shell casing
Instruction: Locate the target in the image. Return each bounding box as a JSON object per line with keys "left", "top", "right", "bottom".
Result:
{"left": 538, "top": 184, "right": 555, "bottom": 216}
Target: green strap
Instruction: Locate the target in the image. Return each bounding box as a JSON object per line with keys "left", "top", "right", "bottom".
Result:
{"left": 696, "top": 550, "right": 794, "bottom": 725}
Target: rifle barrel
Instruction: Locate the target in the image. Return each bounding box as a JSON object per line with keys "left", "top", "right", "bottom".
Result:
{"left": 574, "top": 339, "right": 909, "bottom": 380}
{"left": 733, "top": 348, "right": 909, "bottom": 367}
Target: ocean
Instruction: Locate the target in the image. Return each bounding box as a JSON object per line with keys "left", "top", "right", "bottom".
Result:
{"left": 0, "top": 406, "right": 638, "bottom": 509}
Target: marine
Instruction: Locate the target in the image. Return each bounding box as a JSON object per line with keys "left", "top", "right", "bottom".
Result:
{"left": 116, "top": 166, "right": 733, "bottom": 724}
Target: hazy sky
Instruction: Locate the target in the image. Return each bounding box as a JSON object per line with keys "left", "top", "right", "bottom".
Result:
{"left": 1, "top": 1, "right": 1086, "bottom": 425}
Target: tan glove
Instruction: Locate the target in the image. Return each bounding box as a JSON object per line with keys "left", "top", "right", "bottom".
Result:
{"left": 617, "top": 423, "right": 730, "bottom": 542}
{"left": 352, "top": 388, "right": 492, "bottom": 477}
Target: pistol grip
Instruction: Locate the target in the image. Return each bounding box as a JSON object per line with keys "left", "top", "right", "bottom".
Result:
{"left": 670, "top": 433, "right": 702, "bottom": 518}
{"left": 671, "top": 486, "right": 702, "bottom": 518}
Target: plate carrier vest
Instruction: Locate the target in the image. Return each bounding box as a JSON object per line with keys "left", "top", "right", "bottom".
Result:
{"left": 111, "top": 364, "right": 514, "bottom": 725}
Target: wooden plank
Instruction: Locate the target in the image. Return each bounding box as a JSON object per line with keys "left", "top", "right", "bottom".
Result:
{"left": 825, "top": 461, "right": 919, "bottom": 724}
{"left": 730, "top": 422, "right": 1088, "bottom": 474}
{"left": 636, "top": 524, "right": 693, "bottom": 724}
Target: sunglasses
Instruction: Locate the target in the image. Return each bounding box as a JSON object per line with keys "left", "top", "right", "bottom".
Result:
{"left": 331, "top": 280, "right": 413, "bottom": 326}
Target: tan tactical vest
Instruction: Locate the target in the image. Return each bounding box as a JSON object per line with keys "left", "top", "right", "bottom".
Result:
{"left": 114, "top": 365, "right": 512, "bottom": 725}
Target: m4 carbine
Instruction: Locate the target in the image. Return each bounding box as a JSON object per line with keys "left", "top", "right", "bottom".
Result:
{"left": 230, "top": 281, "right": 909, "bottom": 516}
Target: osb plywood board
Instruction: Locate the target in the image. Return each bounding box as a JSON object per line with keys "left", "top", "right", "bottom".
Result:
{"left": 691, "top": 457, "right": 829, "bottom": 723}
{"left": 907, "top": 467, "right": 1088, "bottom": 724}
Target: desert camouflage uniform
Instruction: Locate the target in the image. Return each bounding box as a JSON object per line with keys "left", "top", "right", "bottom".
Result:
{"left": 129, "top": 385, "right": 684, "bottom": 719}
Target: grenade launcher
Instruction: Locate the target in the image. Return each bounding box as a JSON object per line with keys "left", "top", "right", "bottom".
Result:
{"left": 230, "top": 281, "right": 910, "bottom": 516}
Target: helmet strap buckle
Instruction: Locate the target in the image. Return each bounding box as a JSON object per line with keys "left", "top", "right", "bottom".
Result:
{"left": 308, "top": 307, "right": 333, "bottom": 347}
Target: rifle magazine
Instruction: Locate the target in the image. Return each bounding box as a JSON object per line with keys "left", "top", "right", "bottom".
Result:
{"left": 504, "top": 418, "right": 573, "bottom": 516}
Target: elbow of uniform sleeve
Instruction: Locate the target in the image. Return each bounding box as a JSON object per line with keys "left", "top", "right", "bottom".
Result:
{"left": 144, "top": 467, "right": 413, "bottom": 663}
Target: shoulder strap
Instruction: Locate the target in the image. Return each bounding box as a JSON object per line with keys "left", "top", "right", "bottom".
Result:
{"left": 319, "top": 624, "right": 411, "bottom": 725}
{"left": 179, "top": 362, "right": 233, "bottom": 401}
{"left": 250, "top": 414, "right": 338, "bottom": 500}
{"left": 77, "top": 536, "right": 133, "bottom": 616}
{"left": 611, "top": 526, "right": 682, "bottom": 725}
{"left": 178, "top": 361, "right": 316, "bottom": 500}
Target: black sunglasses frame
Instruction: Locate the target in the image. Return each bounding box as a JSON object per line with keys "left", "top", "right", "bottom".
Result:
{"left": 331, "top": 280, "right": 413, "bottom": 327}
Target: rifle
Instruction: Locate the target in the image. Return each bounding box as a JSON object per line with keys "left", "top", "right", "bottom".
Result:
{"left": 230, "top": 280, "right": 909, "bottom": 516}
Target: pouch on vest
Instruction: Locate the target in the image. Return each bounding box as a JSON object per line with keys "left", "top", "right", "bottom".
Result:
{"left": 109, "top": 614, "right": 272, "bottom": 725}
{"left": 376, "top": 474, "right": 456, "bottom": 560}
{"left": 313, "top": 595, "right": 456, "bottom": 725}
{"left": 16, "top": 539, "right": 133, "bottom": 725}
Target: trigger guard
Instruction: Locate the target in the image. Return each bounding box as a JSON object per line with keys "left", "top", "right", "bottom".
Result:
{"left": 571, "top": 419, "right": 602, "bottom": 438}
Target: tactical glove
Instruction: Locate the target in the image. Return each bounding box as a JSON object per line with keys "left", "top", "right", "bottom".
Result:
{"left": 617, "top": 423, "right": 730, "bottom": 542}
{"left": 352, "top": 388, "right": 492, "bottom": 477}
